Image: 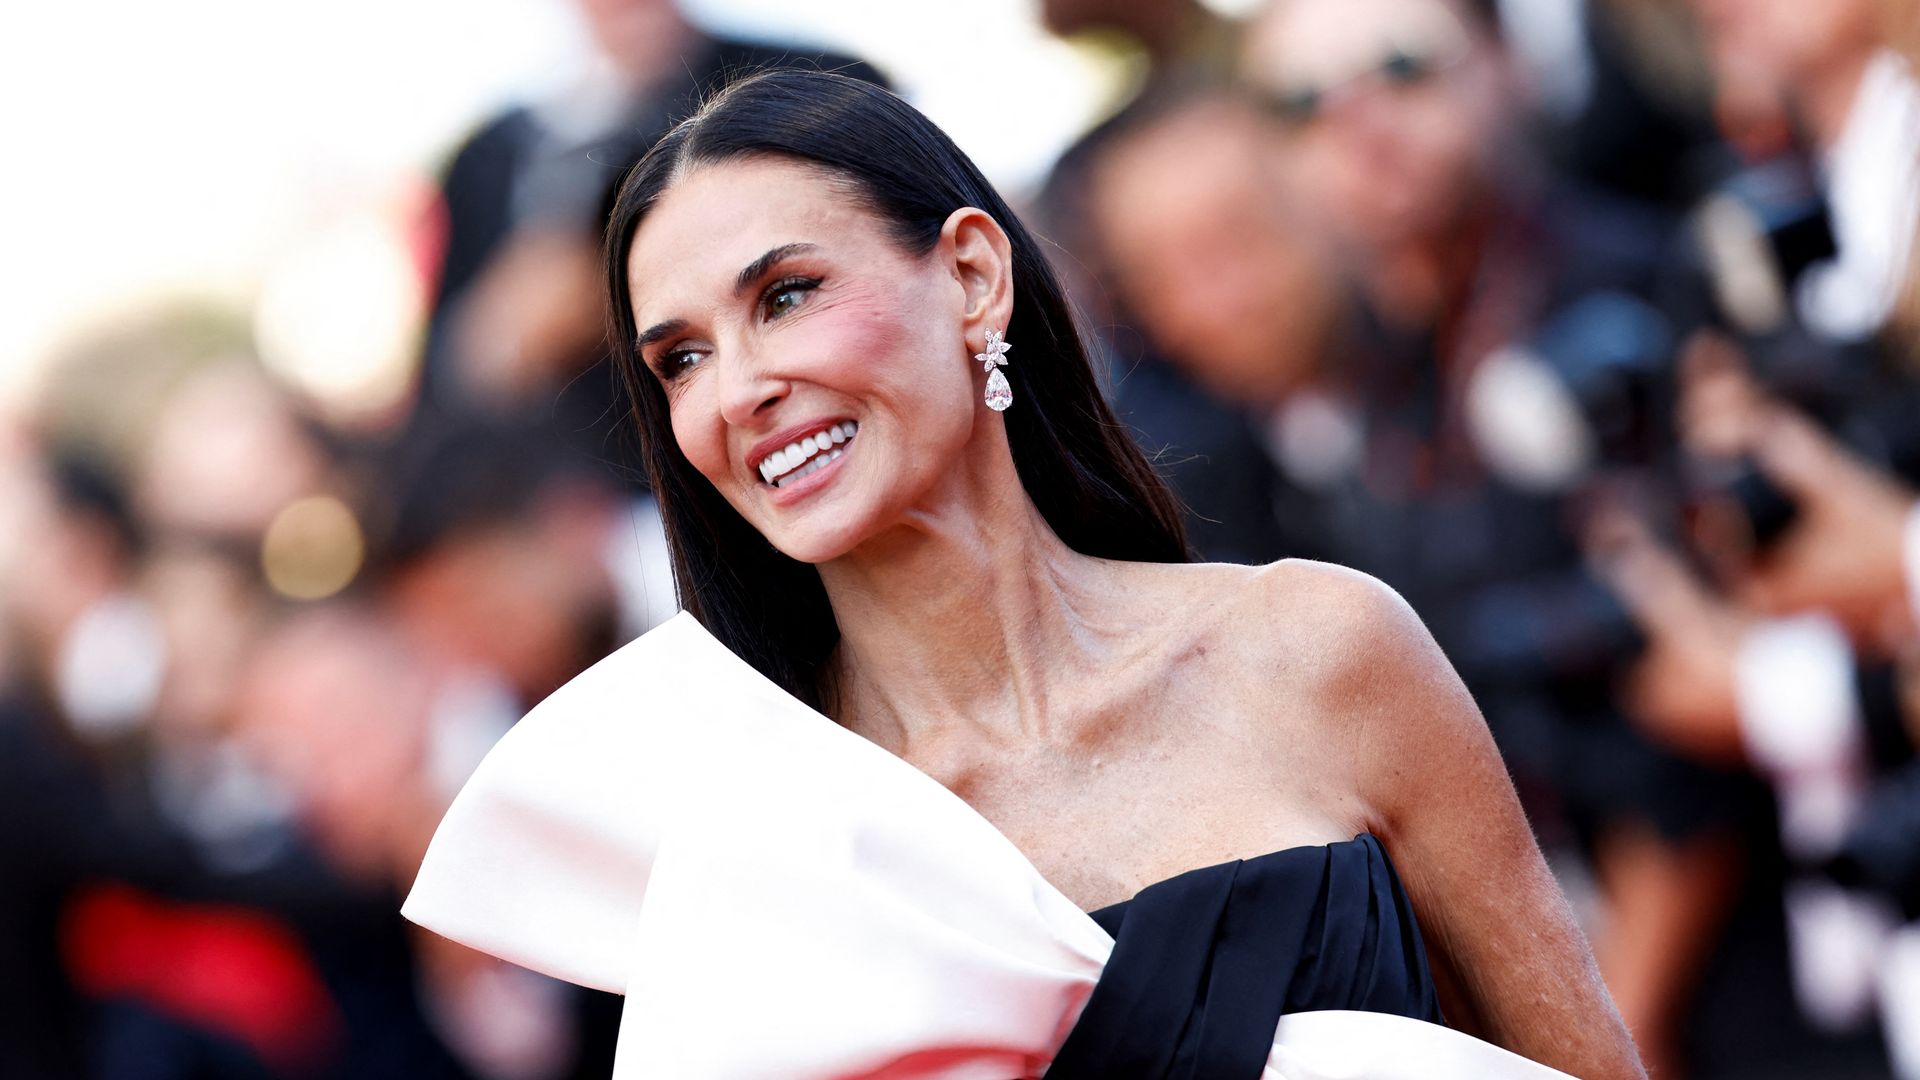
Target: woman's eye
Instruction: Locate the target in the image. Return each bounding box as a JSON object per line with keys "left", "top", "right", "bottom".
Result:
{"left": 657, "top": 348, "right": 705, "bottom": 378}
{"left": 761, "top": 276, "right": 820, "bottom": 320}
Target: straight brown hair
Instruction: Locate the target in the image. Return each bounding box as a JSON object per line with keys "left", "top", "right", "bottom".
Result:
{"left": 605, "top": 69, "right": 1190, "bottom": 708}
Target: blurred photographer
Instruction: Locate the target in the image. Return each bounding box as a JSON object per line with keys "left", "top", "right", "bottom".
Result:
{"left": 1236, "top": 1, "right": 1883, "bottom": 1074}
{"left": 1590, "top": 0, "right": 1920, "bottom": 1064}
{"left": 1597, "top": 327, "right": 1920, "bottom": 1074}
{"left": 1079, "top": 91, "right": 1359, "bottom": 565}
{"left": 1691, "top": 0, "right": 1920, "bottom": 346}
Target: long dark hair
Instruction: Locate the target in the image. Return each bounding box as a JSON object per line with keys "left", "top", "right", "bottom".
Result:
{"left": 605, "top": 69, "right": 1188, "bottom": 708}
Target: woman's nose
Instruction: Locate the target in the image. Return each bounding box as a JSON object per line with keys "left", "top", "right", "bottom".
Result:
{"left": 716, "top": 349, "right": 790, "bottom": 427}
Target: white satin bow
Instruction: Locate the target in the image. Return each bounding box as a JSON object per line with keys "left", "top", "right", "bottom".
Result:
{"left": 403, "top": 612, "right": 1571, "bottom": 1079}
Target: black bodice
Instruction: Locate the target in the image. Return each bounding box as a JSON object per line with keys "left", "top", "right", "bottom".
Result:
{"left": 1046, "top": 833, "right": 1443, "bottom": 1080}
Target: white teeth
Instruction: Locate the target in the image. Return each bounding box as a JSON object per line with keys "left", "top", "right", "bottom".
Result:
{"left": 762, "top": 422, "right": 858, "bottom": 487}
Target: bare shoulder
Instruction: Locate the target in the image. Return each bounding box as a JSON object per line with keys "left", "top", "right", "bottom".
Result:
{"left": 1207, "top": 558, "right": 1445, "bottom": 699}
{"left": 1118, "top": 556, "right": 1406, "bottom": 624}
{"left": 1242, "top": 558, "right": 1422, "bottom": 641}
{"left": 1206, "top": 560, "right": 1488, "bottom": 822}
{"left": 1107, "top": 557, "right": 1438, "bottom": 696}
{"left": 1158, "top": 562, "right": 1642, "bottom": 1076}
{"left": 1117, "top": 558, "right": 1459, "bottom": 773}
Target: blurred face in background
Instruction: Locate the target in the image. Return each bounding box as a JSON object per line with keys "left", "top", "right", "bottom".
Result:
{"left": 573, "top": 0, "right": 690, "bottom": 81}
{"left": 1242, "top": 0, "right": 1509, "bottom": 258}
{"left": 137, "top": 364, "right": 328, "bottom": 544}
{"left": 141, "top": 548, "right": 265, "bottom": 740}
{"left": 1691, "top": 0, "right": 1881, "bottom": 99}
{"left": 1090, "top": 99, "right": 1336, "bottom": 406}
{"left": 386, "top": 478, "right": 618, "bottom": 704}
{"left": 235, "top": 609, "right": 435, "bottom": 885}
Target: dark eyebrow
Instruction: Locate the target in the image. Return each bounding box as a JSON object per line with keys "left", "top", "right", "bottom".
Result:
{"left": 734, "top": 243, "right": 818, "bottom": 295}
{"left": 635, "top": 318, "right": 688, "bottom": 353}
{"left": 635, "top": 244, "right": 818, "bottom": 354}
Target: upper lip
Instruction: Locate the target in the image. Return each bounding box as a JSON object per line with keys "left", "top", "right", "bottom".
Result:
{"left": 745, "top": 418, "right": 853, "bottom": 473}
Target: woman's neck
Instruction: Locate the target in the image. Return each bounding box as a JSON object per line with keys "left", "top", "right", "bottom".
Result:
{"left": 818, "top": 451, "right": 1121, "bottom": 760}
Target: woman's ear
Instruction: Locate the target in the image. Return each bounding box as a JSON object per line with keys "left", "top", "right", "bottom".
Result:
{"left": 940, "top": 207, "right": 1015, "bottom": 340}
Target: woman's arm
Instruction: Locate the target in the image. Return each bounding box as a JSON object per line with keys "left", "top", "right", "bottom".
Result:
{"left": 1278, "top": 561, "right": 1647, "bottom": 1080}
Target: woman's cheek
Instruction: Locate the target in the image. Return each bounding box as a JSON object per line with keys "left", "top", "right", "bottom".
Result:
{"left": 669, "top": 388, "right": 730, "bottom": 491}
{"left": 806, "top": 285, "right": 920, "bottom": 379}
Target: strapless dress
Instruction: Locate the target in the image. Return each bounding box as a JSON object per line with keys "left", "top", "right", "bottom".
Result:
{"left": 402, "top": 611, "right": 1567, "bottom": 1079}
{"left": 1053, "top": 834, "right": 1442, "bottom": 1077}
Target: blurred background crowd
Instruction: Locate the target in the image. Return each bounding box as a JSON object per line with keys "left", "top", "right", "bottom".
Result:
{"left": 6, "top": 0, "right": 1920, "bottom": 1076}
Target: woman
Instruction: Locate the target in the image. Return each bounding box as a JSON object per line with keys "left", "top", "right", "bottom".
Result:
{"left": 406, "top": 69, "right": 1644, "bottom": 1078}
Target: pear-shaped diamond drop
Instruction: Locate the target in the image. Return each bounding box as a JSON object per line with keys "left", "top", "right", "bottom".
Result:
{"left": 984, "top": 367, "right": 1013, "bottom": 412}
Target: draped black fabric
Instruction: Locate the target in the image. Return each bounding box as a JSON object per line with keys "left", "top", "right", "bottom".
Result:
{"left": 1046, "top": 833, "right": 1441, "bottom": 1080}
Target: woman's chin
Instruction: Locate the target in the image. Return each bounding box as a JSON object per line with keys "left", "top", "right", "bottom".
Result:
{"left": 768, "top": 522, "right": 866, "bottom": 566}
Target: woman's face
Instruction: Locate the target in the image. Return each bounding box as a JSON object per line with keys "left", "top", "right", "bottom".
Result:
{"left": 625, "top": 157, "right": 992, "bottom": 564}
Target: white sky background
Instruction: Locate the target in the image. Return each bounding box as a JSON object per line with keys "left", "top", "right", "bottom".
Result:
{"left": 0, "top": 0, "right": 1167, "bottom": 408}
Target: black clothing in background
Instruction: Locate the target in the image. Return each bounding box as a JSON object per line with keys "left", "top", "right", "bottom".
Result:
{"left": 0, "top": 693, "right": 477, "bottom": 1079}
{"left": 1108, "top": 352, "right": 1338, "bottom": 567}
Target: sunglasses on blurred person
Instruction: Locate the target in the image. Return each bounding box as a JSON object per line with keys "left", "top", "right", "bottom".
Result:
{"left": 1250, "top": 12, "right": 1473, "bottom": 126}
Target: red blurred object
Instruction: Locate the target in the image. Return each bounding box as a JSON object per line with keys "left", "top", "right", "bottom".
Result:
{"left": 411, "top": 182, "right": 452, "bottom": 305}
{"left": 60, "top": 881, "right": 342, "bottom": 1074}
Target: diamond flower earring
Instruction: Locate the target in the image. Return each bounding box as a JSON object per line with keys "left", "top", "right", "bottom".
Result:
{"left": 974, "top": 327, "right": 1013, "bottom": 412}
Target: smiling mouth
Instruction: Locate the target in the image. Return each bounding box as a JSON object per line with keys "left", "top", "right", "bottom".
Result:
{"left": 759, "top": 421, "right": 858, "bottom": 488}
